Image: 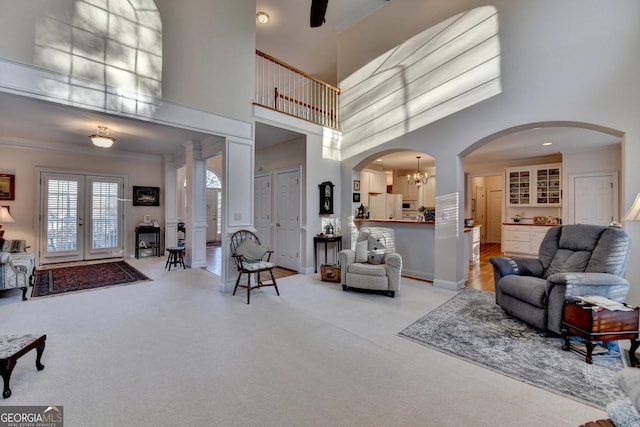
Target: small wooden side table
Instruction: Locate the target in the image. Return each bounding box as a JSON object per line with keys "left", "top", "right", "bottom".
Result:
{"left": 0, "top": 334, "right": 46, "bottom": 398}
{"left": 561, "top": 301, "right": 640, "bottom": 364}
{"left": 165, "top": 247, "right": 186, "bottom": 271}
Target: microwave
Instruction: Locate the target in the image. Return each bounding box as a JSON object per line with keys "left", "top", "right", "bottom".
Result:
{"left": 402, "top": 201, "right": 417, "bottom": 210}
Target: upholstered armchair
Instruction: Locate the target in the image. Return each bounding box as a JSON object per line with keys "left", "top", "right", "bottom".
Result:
{"left": 338, "top": 227, "right": 402, "bottom": 297}
{"left": 1, "top": 239, "right": 35, "bottom": 300}
{"left": 490, "top": 224, "right": 631, "bottom": 334}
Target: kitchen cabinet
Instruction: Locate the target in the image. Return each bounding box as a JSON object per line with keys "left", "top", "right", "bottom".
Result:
{"left": 419, "top": 176, "right": 436, "bottom": 208}
{"left": 502, "top": 225, "right": 554, "bottom": 256}
{"left": 360, "top": 170, "right": 387, "bottom": 197}
{"left": 507, "top": 164, "right": 561, "bottom": 207}
{"left": 396, "top": 177, "right": 419, "bottom": 201}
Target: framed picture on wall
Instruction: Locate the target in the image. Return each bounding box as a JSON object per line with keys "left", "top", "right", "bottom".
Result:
{"left": 133, "top": 186, "right": 160, "bottom": 206}
{"left": 353, "top": 180, "right": 360, "bottom": 191}
{"left": 0, "top": 174, "right": 15, "bottom": 200}
{"left": 353, "top": 193, "right": 361, "bottom": 203}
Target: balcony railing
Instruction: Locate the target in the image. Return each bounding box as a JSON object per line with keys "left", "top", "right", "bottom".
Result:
{"left": 254, "top": 50, "right": 340, "bottom": 130}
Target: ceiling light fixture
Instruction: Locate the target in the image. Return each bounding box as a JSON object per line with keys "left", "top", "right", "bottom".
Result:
{"left": 407, "top": 156, "right": 428, "bottom": 187}
{"left": 256, "top": 11, "right": 270, "bottom": 24}
{"left": 542, "top": 142, "right": 553, "bottom": 146}
{"left": 89, "top": 125, "right": 115, "bottom": 148}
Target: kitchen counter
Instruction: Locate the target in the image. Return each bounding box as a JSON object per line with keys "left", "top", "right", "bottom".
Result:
{"left": 354, "top": 219, "right": 434, "bottom": 224}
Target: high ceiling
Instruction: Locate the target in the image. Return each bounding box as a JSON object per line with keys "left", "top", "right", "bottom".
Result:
{"left": 0, "top": 1, "right": 622, "bottom": 169}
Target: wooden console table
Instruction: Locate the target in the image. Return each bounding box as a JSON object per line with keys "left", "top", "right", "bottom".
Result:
{"left": 313, "top": 235, "right": 342, "bottom": 273}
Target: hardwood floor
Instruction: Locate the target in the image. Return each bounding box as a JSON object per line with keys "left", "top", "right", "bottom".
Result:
{"left": 465, "top": 243, "right": 503, "bottom": 293}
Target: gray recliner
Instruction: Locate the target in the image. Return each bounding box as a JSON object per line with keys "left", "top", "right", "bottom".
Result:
{"left": 490, "top": 224, "right": 631, "bottom": 334}
{"left": 338, "top": 227, "right": 402, "bottom": 297}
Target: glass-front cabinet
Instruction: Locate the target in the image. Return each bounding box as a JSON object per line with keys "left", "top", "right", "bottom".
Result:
{"left": 507, "top": 164, "right": 561, "bottom": 207}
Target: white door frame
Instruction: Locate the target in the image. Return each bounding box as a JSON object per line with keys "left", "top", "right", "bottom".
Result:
{"left": 568, "top": 171, "right": 618, "bottom": 224}
{"left": 254, "top": 172, "right": 272, "bottom": 249}
{"left": 274, "top": 167, "right": 301, "bottom": 271}
{"left": 35, "top": 168, "right": 127, "bottom": 266}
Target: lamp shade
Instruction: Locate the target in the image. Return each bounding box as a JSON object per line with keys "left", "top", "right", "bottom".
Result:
{"left": 622, "top": 193, "right": 640, "bottom": 222}
{"left": 0, "top": 206, "right": 15, "bottom": 224}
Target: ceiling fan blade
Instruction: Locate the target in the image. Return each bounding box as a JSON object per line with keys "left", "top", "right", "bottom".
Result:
{"left": 310, "top": 0, "right": 328, "bottom": 27}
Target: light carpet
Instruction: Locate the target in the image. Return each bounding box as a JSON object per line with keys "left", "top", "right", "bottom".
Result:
{"left": 399, "top": 288, "right": 625, "bottom": 409}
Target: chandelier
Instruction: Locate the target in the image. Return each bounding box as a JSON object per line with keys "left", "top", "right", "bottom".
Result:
{"left": 89, "top": 125, "right": 116, "bottom": 148}
{"left": 407, "top": 156, "right": 428, "bottom": 187}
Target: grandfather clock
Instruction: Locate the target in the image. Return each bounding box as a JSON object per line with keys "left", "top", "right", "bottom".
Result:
{"left": 319, "top": 181, "right": 334, "bottom": 214}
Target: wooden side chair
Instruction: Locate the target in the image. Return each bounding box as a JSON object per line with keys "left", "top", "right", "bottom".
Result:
{"left": 229, "top": 230, "right": 280, "bottom": 304}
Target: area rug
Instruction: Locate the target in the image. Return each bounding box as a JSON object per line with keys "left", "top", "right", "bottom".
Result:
{"left": 32, "top": 261, "right": 150, "bottom": 298}
{"left": 399, "top": 288, "right": 625, "bottom": 409}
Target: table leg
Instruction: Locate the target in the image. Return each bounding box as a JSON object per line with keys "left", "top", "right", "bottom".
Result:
{"left": 314, "top": 242, "right": 318, "bottom": 273}
{"left": 629, "top": 336, "right": 640, "bottom": 367}
{"left": 324, "top": 242, "right": 328, "bottom": 265}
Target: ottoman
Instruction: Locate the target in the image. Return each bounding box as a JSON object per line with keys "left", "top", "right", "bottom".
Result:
{"left": 0, "top": 334, "right": 46, "bottom": 398}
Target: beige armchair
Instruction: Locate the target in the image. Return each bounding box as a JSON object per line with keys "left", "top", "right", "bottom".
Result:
{"left": 0, "top": 239, "right": 35, "bottom": 300}
{"left": 338, "top": 227, "right": 402, "bottom": 297}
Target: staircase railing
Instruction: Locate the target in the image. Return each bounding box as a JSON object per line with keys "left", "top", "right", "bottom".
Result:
{"left": 254, "top": 50, "right": 340, "bottom": 130}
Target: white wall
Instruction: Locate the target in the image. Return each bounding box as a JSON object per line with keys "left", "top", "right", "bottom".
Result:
{"left": 0, "top": 0, "right": 256, "bottom": 122}
{"left": 1, "top": 145, "right": 163, "bottom": 256}
{"left": 337, "top": 0, "right": 640, "bottom": 294}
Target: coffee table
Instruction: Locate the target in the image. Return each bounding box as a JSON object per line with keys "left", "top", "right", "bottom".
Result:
{"left": 561, "top": 301, "right": 640, "bottom": 364}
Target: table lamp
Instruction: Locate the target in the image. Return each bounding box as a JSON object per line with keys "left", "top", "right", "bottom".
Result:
{"left": 622, "top": 193, "right": 640, "bottom": 222}
{"left": 0, "top": 206, "right": 15, "bottom": 238}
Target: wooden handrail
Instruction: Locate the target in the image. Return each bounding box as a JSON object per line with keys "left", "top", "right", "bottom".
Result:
{"left": 256, "top": 49, "right": 341, "bottom": 94}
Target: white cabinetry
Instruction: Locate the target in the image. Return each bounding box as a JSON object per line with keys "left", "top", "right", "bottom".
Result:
{"left": 502, "top": 225, "right": 554, "bottom": 257}
{"left": 396, "top": 177, "right": 419, "bottom": 201}
{"left": 361, "top": 170, "right": 387, "bottom": 196}
{"left": 419, "top": 177, "right": 436, "bottom": 208}
{"left": 507, "top": 164, "right": 561, "bottom": 207}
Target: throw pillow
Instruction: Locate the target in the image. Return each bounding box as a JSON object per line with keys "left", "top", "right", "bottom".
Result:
{"left": 355, "top": 241, "right": 368, "bottom": 263}
{"left": 368, "top": 251, "right": 385, "bottom": 264}
{"left": 236, "top": 238, "right": 269, "bottom": 262}
{"left": 367, "top": 235, "right": 386, "bottom": 252}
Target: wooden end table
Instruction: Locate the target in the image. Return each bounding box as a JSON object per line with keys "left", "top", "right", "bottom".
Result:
{"left": 561, "top": 301, "right": 640, "bottom": 365}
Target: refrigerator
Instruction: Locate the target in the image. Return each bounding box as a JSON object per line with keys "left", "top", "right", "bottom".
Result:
{"left": 368, "top": 193, "right": 403, "bottom": 220}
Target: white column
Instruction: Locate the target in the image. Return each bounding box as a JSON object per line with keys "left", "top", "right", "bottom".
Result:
{"left": 433, "top": 154, "right": 467, "bottom": 290}
{"left": 222, "top": 136, "right": 254, "bottom": 292}
{"left": 163, "top": 155, "right": 178, "bottom": 249}
{"left": 184, "top": 141, "right": 208, "bottom": 268}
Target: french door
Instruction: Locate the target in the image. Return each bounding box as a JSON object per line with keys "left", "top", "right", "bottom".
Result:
{"left": 39, "top": 172, "right": 125, "bottom": 264}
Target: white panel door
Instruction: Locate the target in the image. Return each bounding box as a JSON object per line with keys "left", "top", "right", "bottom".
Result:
{"left": 275, "top": 169, "right": 300, "bottom": 271}
{"left": 254, "top": 174, "right": 271, "bottom": 249}
{"left": 487, "top": 189, "right": 503, "bottom": 244}
{"left": 573, "top": 174, "right": 615, "bottom": 225}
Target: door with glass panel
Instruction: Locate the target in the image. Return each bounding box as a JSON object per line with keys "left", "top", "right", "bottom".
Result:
{"left": 40, "top": 173, "right": 124, "bottom": 264}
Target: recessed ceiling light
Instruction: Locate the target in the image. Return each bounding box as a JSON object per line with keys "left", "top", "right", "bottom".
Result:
{"left": 376, "top": 158, "right": 383, "bottom": 162}
{"left": 256, "top": 11, "right": 269, "bottom": 24}
{"left": 542, "top": 142, "right": 553, "bottom": 146}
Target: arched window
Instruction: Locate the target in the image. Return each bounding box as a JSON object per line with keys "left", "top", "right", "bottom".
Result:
{"left": 206, "top": 170, "right": 222, "bottom": 189}
{"left": 34, "top": 0, "right": 163, "bottom": 115}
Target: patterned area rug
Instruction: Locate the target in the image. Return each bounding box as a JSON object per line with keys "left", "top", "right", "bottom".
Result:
{"left": 399, "top": 288, "right": 625, "bottom": 409}
{"left": 32, "top": 261, "right": 150, "bottom": 298}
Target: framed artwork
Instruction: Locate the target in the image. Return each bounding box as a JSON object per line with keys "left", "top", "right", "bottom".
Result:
{"left": 319, "top": 181, "right": 334, "bottom": 214}
{"left": 0, "top": 174, "right": 15, "bottom": 200}
{"left": 353, "top": 193, "right": 360, "bottom": 203}
{"left": 133, "top": 186, "right": 160, "bottom": 206}
{"left": 353, "top": 180, "right": 360, "bottom": 191}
